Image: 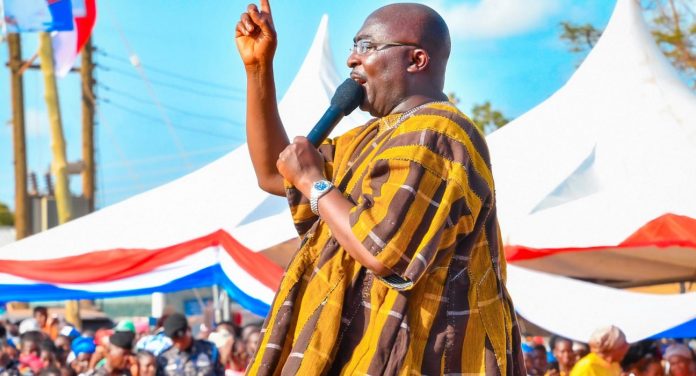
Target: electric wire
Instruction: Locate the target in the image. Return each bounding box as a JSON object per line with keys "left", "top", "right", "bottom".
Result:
{"left": 102, "top": 1, "right": 192, "bottom": 169}
{"left": 98, "top": 65, "right": 245, "bottom": 101}
{"left": 97, "top": 83, "right": 244, "bottom": 126}
{"left": 96, "top": 50, "right": 245, "bottom": 93}
{"left": 100, "top": 98, "right": 244, "bottom": 141}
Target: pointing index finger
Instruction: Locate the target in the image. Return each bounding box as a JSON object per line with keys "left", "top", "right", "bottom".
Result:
{"left": 260, "top": 0, "right": 271, "bottom": 14}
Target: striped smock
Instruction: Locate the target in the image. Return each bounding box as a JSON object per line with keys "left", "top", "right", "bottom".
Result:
{"left": 248, "top": 102, "right": 526, "bottom": 375}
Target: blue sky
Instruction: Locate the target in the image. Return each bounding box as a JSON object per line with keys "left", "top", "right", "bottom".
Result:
{"left": 0, "top": 0, "right": 616, "bottom": 209}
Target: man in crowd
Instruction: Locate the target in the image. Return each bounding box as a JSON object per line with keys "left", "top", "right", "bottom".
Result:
{"left": 664, "top": 343, "right": 695, "bottom": 376}
{"left": 531, "top": 344, "right": 550, "bottom": 375}
{"left": 70, "top": 336, "right": 96, "bottom": 375}
{"left": 84, "top": 331, "right": 134, "bottom": 376}
{"left": 571, "top": 326, "right": 629, "bottom": 376}
{"left": 156, "top": 313, "right": 223, "bottom": 376}
{"left": 135, "top": 351, "right": 156, "bottom": 376}
{"left": 234, "top": 0, "right": 525, "bottom": 374}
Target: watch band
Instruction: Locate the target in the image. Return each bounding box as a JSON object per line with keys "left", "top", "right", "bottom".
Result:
{"left": 310, "top": 180, "right": 334, "bottom": 216}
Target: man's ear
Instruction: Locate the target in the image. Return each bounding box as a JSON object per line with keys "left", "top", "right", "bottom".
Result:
{"left": 406, "top": 49, "right": 429, "bottom": 73}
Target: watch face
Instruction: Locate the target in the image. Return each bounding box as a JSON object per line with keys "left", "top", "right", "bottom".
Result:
{"left": 314, "top": 181, "right": 330, "bottom": 191}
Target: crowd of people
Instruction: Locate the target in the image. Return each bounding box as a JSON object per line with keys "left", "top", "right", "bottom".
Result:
{"left": 523, "top": 326, "right": 696, "bottom": 376}
{"left": 0, "top": 307, "right": 262, "bottom": 376}
{"left": 2, "top": 307, "right": 696, "bottom": 376}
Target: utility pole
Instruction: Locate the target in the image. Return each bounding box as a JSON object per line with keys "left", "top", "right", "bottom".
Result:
{"left": 39, "top": 31, "right": 79, "bottom": 329}
{"left": 8, "top": 34, "right": 30, "bottom": 240}
{"left": 39, "top": 32, "right": 72, "bottom": 224}
{"left": 81, "top": 39, "right": 96, "bottom": 212}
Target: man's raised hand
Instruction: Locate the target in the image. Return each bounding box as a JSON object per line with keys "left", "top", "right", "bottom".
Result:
{"left": 235, "top": 0, "right": 277, "bottom": 69}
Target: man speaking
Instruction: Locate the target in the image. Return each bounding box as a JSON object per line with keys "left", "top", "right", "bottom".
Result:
{"left": 235, "top": 1, "right": 526, "bottom": 375}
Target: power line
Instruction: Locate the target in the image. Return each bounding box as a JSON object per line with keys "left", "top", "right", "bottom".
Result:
{"left": 102, "top": 3, "right": 192, "bottom": 170}
{"left": 98, "top": 83, "right": 244, "bottom": 126}
{"left": 98, "top": 65, "right": 245, "bottom": 101}
{"left": 96, "top": 50, "right": 245, "bottom": 93}
{"left": 101, "top": 144, "right": 236, "bottom": 169}
{"left": 79, "top": 70, "right": 146, "bottom": 201}
{"left": 100, "top": 98, "right": 244, "bottom": 141}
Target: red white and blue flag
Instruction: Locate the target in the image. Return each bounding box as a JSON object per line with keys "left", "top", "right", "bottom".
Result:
{"left": 52, "top": 0, "right": 96, "bottom": 77}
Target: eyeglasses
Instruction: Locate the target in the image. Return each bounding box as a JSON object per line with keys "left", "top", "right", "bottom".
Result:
{"left": 351, "top": 39, "right": 420, "bottom": 55}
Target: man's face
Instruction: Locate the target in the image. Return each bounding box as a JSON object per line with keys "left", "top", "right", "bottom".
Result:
{"left": 532, "top": 348, "right": 548, "bottom": 373}
{"left": 668, "top": 355, "right": 694, "bottom": 376}
{"left": 107, "top": 345, "right": 129, "bottom": 370}
{"left": 347, "top": 15, "right": 414, "bottom": 117}
{"left": 138, "top": 354, "right": 157, "bottom": 376}
{"left": 71, "top": 353, "right": 91, "bottom": 374}
{"left": 173, "top": 329, "right": 193, "bottom": 351}
{"left": 553, "top": 341, "right": 575, "bottom": 369}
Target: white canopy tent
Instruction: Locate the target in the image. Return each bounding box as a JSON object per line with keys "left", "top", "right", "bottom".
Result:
{"left": 487, "top": 0, "right": 696, "bottom": 285}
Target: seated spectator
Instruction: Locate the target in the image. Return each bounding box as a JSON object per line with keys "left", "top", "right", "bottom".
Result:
{"left": 39, "top": 340, "right": 59, "bottom": 370}
{"left": 570, "top": 326, "right": 629, "bottom": 376}
{"left": 547, "top": 336, "right": 576, "bottom": 376}
{"left": 209, "top": 328, "right": 244, "bottom": 375}
{"left": 33, "top": 308, "right": 58, "bottom": 341}
{"left": 531, "top": 344, "right": 549, "bottom": 376}
{"left": 626, "top": 356, "right": 664, "bottom": 376}
{"left": 83, "top": 331, "right": 134, "bottom": 376}
{"left": 523, "top": 343, "right": 535, "bottom": 375}
{"left": 69, "top": 337, "right": 96, "bottom": 375}
{"left": 54, "top": 336, "right": 72, "bottom": 367}
{"left": 664, "top": 343, "right": 695, "bottom": 376}
{"left": 134, "top": 351, "right": 155, "bottom": 376}
{"left": 156, "top": 313, "right": 223, "bottom": 376}
{"left": 621, "top": 340, "right": 664, "bottom": 376}
{"left": 19, "top": 331, "right": 44, "bottom": 374}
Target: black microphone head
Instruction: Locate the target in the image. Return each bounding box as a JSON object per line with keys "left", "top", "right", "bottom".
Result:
{"left": 330, "top": 78, "right": 365, "bottom": 116}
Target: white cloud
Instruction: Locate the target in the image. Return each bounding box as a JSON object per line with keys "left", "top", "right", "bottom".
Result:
{"left": 25, "top": 107, "right": 50, "bottom": 137}
{"left": 433, "top": 0, "right": 563, "bottom": 40}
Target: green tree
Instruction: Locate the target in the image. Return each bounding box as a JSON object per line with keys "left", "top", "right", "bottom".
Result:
{"left": 471, "top": 101, "right": 510, "bottom": 134}
{"left": 645, "top": 0, "right": 696, "bottom": 87}
{"left": 0, "top": 202, "right": 14, "bottom": 226}
{"left": 559, "top": 21, "right": 602, "bottom": 54}
{"left": 561, "top": 0, "right": 695, "bottom": 88}
{"left": 448, "top": 92, "right": 511, "bottom": 134}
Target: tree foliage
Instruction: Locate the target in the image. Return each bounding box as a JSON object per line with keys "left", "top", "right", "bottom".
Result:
{"left": 559, "top": 22, "right": 602, "bottom": 54}
{"left": 561, "top": 0, "right": 695, "bottom": 88}
{"left": 449, "top": 92, "right": 510, "bottom": 134}
{"left": 471, "top": 101, "right": 510, "bottom": 134}
{"left": 0, "top": 202, "right": 14, "bottom": 226}
{"left": 644, "top": 0, "right": 696, "bottom": 87}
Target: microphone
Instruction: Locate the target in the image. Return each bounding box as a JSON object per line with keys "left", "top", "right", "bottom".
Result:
{"left": 306, "top": 78, "right": 365, "bottom": 147}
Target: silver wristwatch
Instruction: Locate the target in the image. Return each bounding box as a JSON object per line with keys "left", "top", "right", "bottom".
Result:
{"left": 310, "top": 179, "right": 334, "bottom": 215}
